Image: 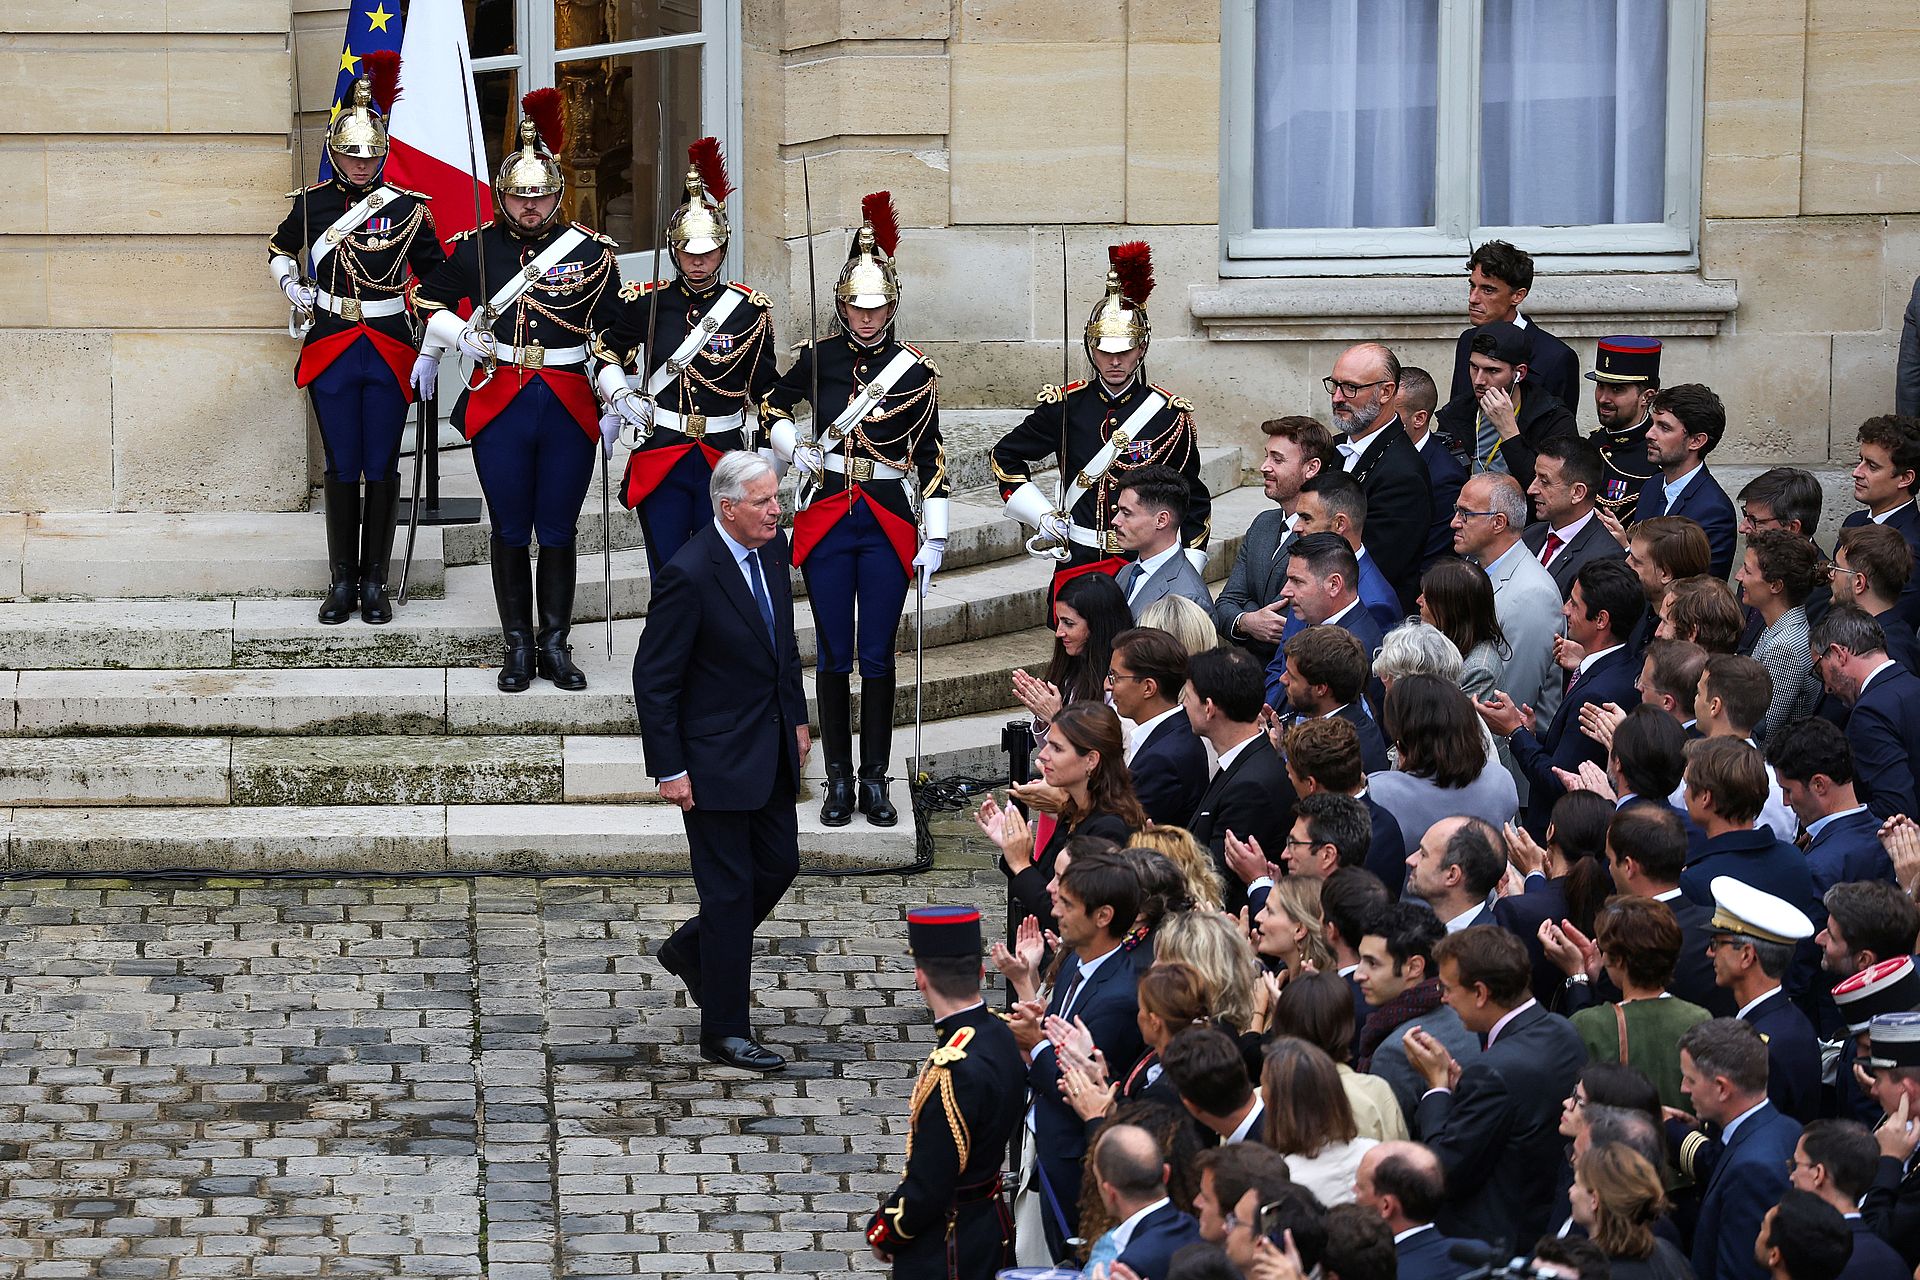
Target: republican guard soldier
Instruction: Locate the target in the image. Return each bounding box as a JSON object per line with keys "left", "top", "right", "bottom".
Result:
{"left": 598, "top": 138, "right": 778, "bottom": 574}
{"left": 763, "top": 193, "right": 947, "bottom": 829}
{"left": 866, "top": 906, "right": 1025, "bottom": 1280}
{"left": 414, "top": 90, "right": 625, "bottom": 693}
{"left": 269, "top": 52, "right": 446, "bottom": 627}
{"left": 994, "top": 242, "right": 1209, "bottom": 603}
{"left": 1589, "top": 335, "right": 1663, "bottom": 526}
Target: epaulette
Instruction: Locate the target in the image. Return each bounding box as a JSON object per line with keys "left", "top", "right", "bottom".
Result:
{"left": 617, "top": 279, "right": 643, "bottom": 303}
{"left": 928, "top": 1024, "right": 975, "bottom": 1067}
{"left": 389, "top": 186, "right": 429, "bottom": 201}
{"left": 285, "top": 181, "right": 327, "bottom": 198}
{"left": 448, "top": 228, "right": 478, "bottom": 243}
{"left": 1153, "top": 383, "right": 1194, "bottom": 412}
{"left": 903, "top": 343, "right": 939, "bottom": 375}
{"left": 1037, "top": 379, "right": 1088, "bottom": 405}
{"left": 574, "top": 221, "right": 620, "bottom": 248}
{"left": 729, "top": 282, "right": 772, "bottom": 307}
{"left": 790, "top": 339, "right": 814, "bottom": 356}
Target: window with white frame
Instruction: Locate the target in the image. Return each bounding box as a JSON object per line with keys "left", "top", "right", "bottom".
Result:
{"left": 1220, "top": 0, "right": 1704, "bottom": 274}
{"left": 466, "top": 0, "right": 740, "bottom": 274}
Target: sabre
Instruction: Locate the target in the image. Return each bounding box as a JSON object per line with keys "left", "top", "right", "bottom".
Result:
{"left": 289, "top": 29, "right": 314, "bottom": 334}
{"left": 398, "top": 394, "right": 430, "bottom": 603}
{"left": 800, "top": 155, "right": 823, "bottom": 498}
{"left": 1024, "top": 227, "right": 1074, "bottom": 562}
{"left": 643, "top": 98, "right": 668, "bottom": 428}
{"left": 455, "top": 40, "right": 496, "bottom": 389}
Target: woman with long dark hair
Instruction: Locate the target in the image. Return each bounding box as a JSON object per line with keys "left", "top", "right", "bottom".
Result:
{"left": 978, "top": 701, "right": 1148, "bottom": 931}
{"left": 1367, "top": 674, "right": 1519, "bottom": 854}
{"left": 1010, "top": 572, "right": 1131, "bottom": 733}
{"left": 1418, "top": 557, "right": 1511, "bottom": 703}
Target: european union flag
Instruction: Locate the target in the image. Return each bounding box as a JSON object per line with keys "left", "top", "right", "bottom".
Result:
{"left": 317, "top": 0, "right": 406, "bottom": 181}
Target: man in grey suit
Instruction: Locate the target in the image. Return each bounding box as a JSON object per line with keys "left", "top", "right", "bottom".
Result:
{"left": 1114, "top": 466, "right": 1212, "bottom": 618}
{"left": 1452, "top": 472, "right": 1564, "bottom": 726}
{"left": 1520, "top": 435, "right": 1626, "bottom": 599}
{"left": 1212, "top": 416, "right": 1342, "bottom": 662}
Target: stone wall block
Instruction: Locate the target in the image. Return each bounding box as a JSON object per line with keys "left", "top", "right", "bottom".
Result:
{"left": 958, "top": 0, "right": 1124, "bottom": 44}
{"left": 784, "top": 54, "right": 949, "bottom": 145}
{"left": 950, "top": 43, "right": 1125, "bottom": 224}
{"left": 1125, "top": 42, "right": 1220, "bottom": 225}
{"left": 0, "top": 143, "right": 49, "bottom": 234}
{"left": 48, "top": 144, "right": 291, "bottom": 236}
{"left": 0, "top": 333, "right": 114, "bottom": 512}
{"left": 1801, "top": 10, "right": 1920, "bottom": 214}
{"left": 1702, "top": 218, "right": 1884, "bottom": 335}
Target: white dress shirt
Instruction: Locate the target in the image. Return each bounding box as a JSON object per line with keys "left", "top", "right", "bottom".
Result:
{"left": 1126, "top": 705, "right": 1181, "bottom": 765}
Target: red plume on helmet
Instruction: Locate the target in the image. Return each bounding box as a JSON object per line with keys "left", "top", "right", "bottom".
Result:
{"left": 861, "top": 191, "right": 900, "bottom": 258}
{"left": 363, "top": 50, "right": 403, "bottom": 114}
{"left": 687, "top": 137, "right": 733, "bottom": 203}
{"left": 520, "top": 87, "right": 564, "bottom": 154}
{"left": 1109, "top": 241, "right": 1154, "bottom": 306}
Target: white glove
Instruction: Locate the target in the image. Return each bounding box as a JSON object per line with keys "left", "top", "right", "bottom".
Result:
{"left": 1039, "top": 512, "right": 1071, "bottom": 544}
{"left": 458, "top": 328, "right": 497, "bottom": 362}
{"left": 794, "top": 443, "right": 826, "bottom": 482}
{"left": 913, "top": 538, "right": 946, "bottom": 596}
{"left": 612, "top": 391, "right": 654, "bottom": 445}
{"left": 283, "top": 279, "right": 317, "bottom": 311}
{"left": 408, "top": 354, "right": 440, "bottom": 400}
{"left": 1184, "top": 547, "right": 1208, "bottom": 575}
{"left": 598, "top": 411, "right": 621, "bottom": 459}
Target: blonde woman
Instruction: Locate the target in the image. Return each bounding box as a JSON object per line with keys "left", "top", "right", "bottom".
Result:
{"left": 1154, "top": 909, "right": 1260, "bottom": 1035}
{"left": 1129, "top": 825, "right": 1226, "bottom": 913}
{"left": 1137, "top": 593, "right": 1220, "bottom": 657}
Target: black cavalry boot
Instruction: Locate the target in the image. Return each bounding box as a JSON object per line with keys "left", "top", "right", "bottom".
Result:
{"left": 491, "top": 537, "right": 537, "bottom": 692}
{"left": 857, "top": 674, "right": 899, "bottom": 827}
{"left": 534, "top": 544, "right": 588, "bottom": 691}
{"left": 817, "top": 671, "right": 856, "bottom": 827}
{"left": 318, "top": 478, "right": 361, "bottom": 625}
{"left": 358, "top": 473, "right": 401, "bottom": 624}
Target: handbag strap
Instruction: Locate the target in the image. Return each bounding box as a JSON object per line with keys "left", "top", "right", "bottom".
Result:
{"left": 1614, "top": 1001, "right": 1630, "bottom": 1062}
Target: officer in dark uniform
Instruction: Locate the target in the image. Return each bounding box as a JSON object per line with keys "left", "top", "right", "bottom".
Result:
{"left": 994, "top": 242, "right": 1208, "bottom": 604}
{"left": 414, "top": 90, "right": 625, "bottom": 693}
{"left": 762, "top": 193, "right": 946, "bottom": 829}
{"left": 598, "top": 138, "right": 778, "bottom": 575}
{"left": 867, "top": 905, "right": 1025, "bottom": 1280}
{"left": 1588, "top": 335, "right": 1662, "bottom": 527}
{"left": 1710, "top": 876, "right": 1823, "bottom": 1125}
{"left": 269, "top": 52, "right": 446, "bottom": 627}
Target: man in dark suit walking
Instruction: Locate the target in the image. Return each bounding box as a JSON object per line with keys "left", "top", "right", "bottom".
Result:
{"left": 1183, "top": 646, "right": 1294, "bottom": 911}
{"left": 633, "top": 451, "right": 811, "bottom": 1074}
{"left": 1671, "top": 1018, "right": 1803, "bottom": 1280}
{"left": 1446, "top": 240, "right": 1581, "bottom": 420}
{"left": 1327, "top": 341, "right": 1433, "bottom": 610}
{"left": 1476, "top": 558, "right": 1645, "bottom": 837}
{"left": 1213, "top": 416, "right": 1341, "bottom": 663}
{"left": 1812, "top": 606, "right": 1920, "bottom": 822}
{"left": 1354, "top": 1142, "right": 1480, "bottom": 1280}
{"left": 1842, "top": 415, "right": 1920, "bottom": 630}
{"left": 1631, "top": 383, "right": 1739, "bottom": 581}
{"left": 1790, "top": 1120, "right": 1914, "bottom": 1280}
{"left": 1091, "top": 1124, "right": 1201, "bottom": 1280}
{"left": 1522, "top": 436, "right": 1626, "bottom": 598}
{"left": 1109, "top": 627, "right": 1210, "bottom": 827}
{"left": 1605, "top": 802, "right": 1732, "bottom": 1015}
{"left": 1767, "top": 717, "right": 1896, "bottom": 892}
{"left": 1266, "top": 533, "right": 1386, "bottom": 712}
{"left": 1403, "top": 926, "right": 1587, "bottom": 1252}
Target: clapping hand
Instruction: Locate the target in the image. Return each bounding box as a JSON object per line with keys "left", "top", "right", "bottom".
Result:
{"left": 1010, "top": 780, "right": 1070, "bottom": 815}
{"left": 1502, "top": 820, "right": 1549, "bottom": 878}
{"left": 989, "top": 914, "right": 1047, "bottom": 1003}
{"left": 1579, "top": 701, "right": 1626, "bottom": 751}
{"left": 1060, "top": 1058, "right": 1116, "bottom": 1122}
{"left": 1474, "top": 691, "right": 1534, "bottom": 737}
{"left": 1224, "top": 830, "right": 1279, "bottom": 887}
{"left": 975, "top": 795, "right": 1036, "bottom": 875}
{"left": 1007, "top": 998, "right": 1047, "bottom": 1054}
{"left": 1403, "top": 1026, "right": 1462, "bottom": 1090}
{"left": 1881, "top": 814, "right": 1920, "bottom": 893}
{"left": 1554, "top": 760, "right": 1616, "bottom": 801}
{"left": 1045, "top": 1012, "right": 1096, "bottom": 1063}
{"left": 1011, "top": 669, "right": 1064, "bottom": 723}
{"left": 1552, "top": 634, "right": 1587, "bottom": 672}
{"left": 1540, "top": 918, "right": 1602, "bottom": 981}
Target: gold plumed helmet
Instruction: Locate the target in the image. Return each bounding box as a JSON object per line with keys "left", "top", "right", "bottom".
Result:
{"left": 494, "top": 89, "right": 566, "bottom": 232}
{"left": 1085, "top": 241, "right": 1155, "bottom": 355}
{"left": 834, "top": 192, "right": 901, "bottom": 310}
{"left": 326, "top": 51, "right": 401, "bottom": 162}
{"left": 667, "top": 138, "right": 732, "bottom": 256}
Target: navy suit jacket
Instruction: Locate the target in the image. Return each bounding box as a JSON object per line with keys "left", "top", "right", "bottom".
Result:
{"left": 1336, "top": 702, "right": 1391, "bottom": 774}
{"left": 1350, "top": 416, "right": 1434, "bottom": 611}
{"left": 1878, "top": 607, "right": 1920, "bottom": 673}
{"left": 1842, "top": 1214, "right": 1911, "bottom": 1280}
{"left": 1113, "top": 1201, "right": 1203, "bottom": 1280}
{"left": 1665, "top": 890, "right": 1736, "bottom": 1018}
{"left": 1129, "top": 709, "right": 1212, "bottom": 829}
{"left": 1680, "top": 828, "right": 1821, "bottom": 921}
{"left": 1741, "top": 989, "right": 1821, "bottom": 1125}
{"left": 1415, "top": 1001, "right": 1588, "bottom": 1251}
{"left": 1421, "top": 438, "right": 1470, "bottom": 571}
{"left": 1805, "top": 807, "right": 1896, "bottom": 893}
{"left": 1030, "top": 948, "right": 1147, "bottom": 1207}
{"left": 1493, "top": 875, "right": 1572, "bottom": 1010}
{"left": 1692, "top": 1102, "right": 1801, "bottom": 1280}
{"left": 1451, "top": 321, "right": 1582, "bottom": 419}
{"left": 1395, "top": 1225, "right": 1479, "bottom": 1280}
{"left": 1365, "top": 794, "right": 1409, "bottom": 897}
{"left": 1522, "top": 516, "right": 1627, "bottom": 599}
{"left": 1635, "top": 467, "right": 1738, "bottom": 581}
{"left": 1188, "top": 736, "right": 1296, "bottom": 912}
{"left": 1844, "top": 503, "right": 1920, "bottom": 630}
{"left": 1265, "top": 604, "right": 1386, "bottom": 713}
{"left": 1508, "top": 645, "right": 1642, "bottom": 836}
{"left": 1848, "top": 663, "right": 1920, "bottom": 821}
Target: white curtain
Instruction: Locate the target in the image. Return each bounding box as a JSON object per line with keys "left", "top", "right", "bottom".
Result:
{"left": 1479, "top": 0, "right": 1669, "bottom": 226}
{"left": 1253, "top": 0, "right": 1440, "bottom": 229}
{"left": 1251, "top": 0, "right": 1669, "bottom": 232}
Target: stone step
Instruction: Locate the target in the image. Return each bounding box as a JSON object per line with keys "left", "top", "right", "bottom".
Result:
{"left": 5, "top": 628, "right": 1038, "bottom": 738}
{"left": 0, "top": 485, "right": 1268, "bottom": 670}
{"left": 10, "top": 513, "right": 445, "bottom": 601}
{"left": 0, "top": 803, "right": 914, "bottom": 875}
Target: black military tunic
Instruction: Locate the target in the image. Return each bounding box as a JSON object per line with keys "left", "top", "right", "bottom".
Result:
{"left": 1594, "top": 414, "right": 1657, "bottom": 526}
{"left": 992, "top": 377, "right": 1208, "bottom": 582}
{"left": 866, "top": 1003, "right": 1027, "bottom": 1280}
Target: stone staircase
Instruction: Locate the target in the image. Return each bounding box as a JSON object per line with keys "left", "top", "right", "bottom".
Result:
{"left": 0, "top": 410, "right": 1258, "bottom": 874}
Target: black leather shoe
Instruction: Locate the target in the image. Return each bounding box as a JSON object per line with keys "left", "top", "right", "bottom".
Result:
{"left": 820, "top": 763, "right": 856, "bottom": 827}
{"left": 857, "top": 768, "right": 899, "bottom": 827}
{"left": 318, "top": 478, "right": 361, "bottom": 625}
{"left": 358, "top": 475, "right": 400, "bottom": 625}
{"left": 491, "top": 538, "right": 536, "bottom": 693}
{"left": 700, "top": 1035, "right": 786, "bottom": 1073}
{"left": 655, "top": 940, "right": 704, "bottom": 1007}
{"left": 535, "top": 544, "right": 588, "bottom": 690}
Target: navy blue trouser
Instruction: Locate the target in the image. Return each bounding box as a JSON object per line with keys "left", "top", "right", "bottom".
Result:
{"left": 471, "top": 379, "right": 595, "bottom": 548}
{"left": 308, "top": 335, "right": 407, "bottom": 483}
{"left": 801, "top": 499, "right": 909, "bottom": 678}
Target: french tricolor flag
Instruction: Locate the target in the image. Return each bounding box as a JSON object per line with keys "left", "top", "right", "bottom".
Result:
{"left": 384, "top": 0, "right": 487, "bottom": 250}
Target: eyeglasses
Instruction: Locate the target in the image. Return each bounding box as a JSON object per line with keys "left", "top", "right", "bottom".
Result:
{"left": 1322, "top": 377, "right": 1390, "bottom": 399}
{"left": 1452, "top": 506, "right": 1500, "bottom": 521}
{"left": 1104, "top": 670, "right": 1149, "bottom": 685}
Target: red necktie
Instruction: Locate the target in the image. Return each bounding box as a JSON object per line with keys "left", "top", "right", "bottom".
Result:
{"left": 1540, "top": 531, "right": 1564, "bottom": 564}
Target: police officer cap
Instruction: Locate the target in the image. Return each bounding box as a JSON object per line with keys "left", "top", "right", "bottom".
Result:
{"left": 908, "top": 905, "right": 982, "bottom": 959}
{"left": 1835, "top": 956, "right": 1920, "bottom": 1034}
{"left": 1469, "top": 321, "right": 1533, "bottom": 368}
{"left": 1586, "top": 335, "right": 1663, "bottom": 384}
{"left": 1708, "top": 876, "right": 1814, "bottom": 947}
{"left": 1868, "top": 1010, "right": 1920, "bottom": 1070}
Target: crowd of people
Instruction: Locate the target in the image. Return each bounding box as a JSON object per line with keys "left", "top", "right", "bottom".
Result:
{"left": 882, "top": 240, "right": 1920, "bottom": 1280}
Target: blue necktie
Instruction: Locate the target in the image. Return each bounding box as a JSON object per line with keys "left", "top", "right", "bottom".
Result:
{"left": 745, "top": 550, "right": 776, "bottom": 647}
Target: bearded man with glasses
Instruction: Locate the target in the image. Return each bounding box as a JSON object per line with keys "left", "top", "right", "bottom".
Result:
{"left": 1325, "top": 342, "right": 1432, "bottom": 613}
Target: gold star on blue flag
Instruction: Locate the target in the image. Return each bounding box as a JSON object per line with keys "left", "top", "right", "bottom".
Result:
{"left": 317, "top": 0, "right": 405, "bottom": 181}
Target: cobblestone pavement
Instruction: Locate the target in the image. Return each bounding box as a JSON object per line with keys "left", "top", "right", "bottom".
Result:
{"left": 0, "top": 821, "right": 1011, "bottom": 1279}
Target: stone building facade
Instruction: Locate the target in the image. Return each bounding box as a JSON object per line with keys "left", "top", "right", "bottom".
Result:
{"left": 3, "top": 0, "right": 1917, "bottom": 514}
